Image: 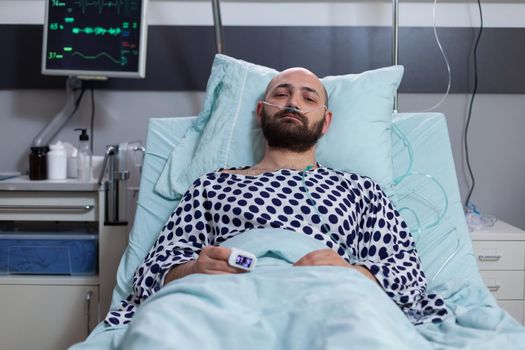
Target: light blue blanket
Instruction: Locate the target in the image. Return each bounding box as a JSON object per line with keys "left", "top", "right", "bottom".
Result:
{"left": 99, "top": 229, "right": 525, "bottom": 350}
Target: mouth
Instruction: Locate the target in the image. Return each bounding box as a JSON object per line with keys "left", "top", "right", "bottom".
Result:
{"left": 280, "top": 113, "right": 303, "bottom": 123}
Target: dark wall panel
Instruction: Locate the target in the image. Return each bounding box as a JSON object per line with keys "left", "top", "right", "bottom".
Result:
{"left": 1, "top": 24, "right": 524, "bottom": 93}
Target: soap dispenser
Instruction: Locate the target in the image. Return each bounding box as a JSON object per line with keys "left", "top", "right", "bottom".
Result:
{"left": 75, "top": 128, "right": 92, "bottom": 182}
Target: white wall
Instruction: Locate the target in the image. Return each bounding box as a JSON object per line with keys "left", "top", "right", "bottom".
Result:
{"left": 1, "top": 0, "right": 524, "bottom": 229}
{"left": 4, "top": 0, "right": 525, "bottom": 27}
{"left": 0, "top": 90, "right": 205, "bottom": 169}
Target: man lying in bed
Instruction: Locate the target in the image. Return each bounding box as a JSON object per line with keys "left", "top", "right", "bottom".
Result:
{"left": 106, "top": 67, "right": 447, "bottom": 327}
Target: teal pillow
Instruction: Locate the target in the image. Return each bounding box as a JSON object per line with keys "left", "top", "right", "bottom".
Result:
{"left": 155, "top": 54, "right": 403, "bottom": 199}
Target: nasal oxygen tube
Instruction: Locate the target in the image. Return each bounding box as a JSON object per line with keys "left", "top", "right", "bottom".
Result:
{"left": 228, "top": 131, "right": 459, "bottom": 282}
{"left": 262, "top": 101, "right": 327, "bottom": 115}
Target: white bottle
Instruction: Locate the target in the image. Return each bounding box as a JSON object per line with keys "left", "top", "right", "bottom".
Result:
{"left": 75, "top": 128, "right": 93, "bottom": 182}
{"left": 47, "top": 141, "right": 67, "bottom": 180}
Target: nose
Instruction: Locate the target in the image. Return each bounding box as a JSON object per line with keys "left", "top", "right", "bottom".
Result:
{"left": 284, "top": 103, "right": 300, "bottom": 112}
{"left": 286, "top": 92, "right": 302, "bottom": 111}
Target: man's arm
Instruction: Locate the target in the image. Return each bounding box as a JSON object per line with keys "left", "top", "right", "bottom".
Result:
{"left": 353, "top": 181, "right": 429, "bottom": 308}
{"left": 164, "top": 260, "right": 197, "bottom": 283}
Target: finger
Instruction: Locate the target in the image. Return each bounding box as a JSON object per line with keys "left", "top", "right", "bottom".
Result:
{"left": 293, "top": 259, "right": 309, "bottom": 266}
{"left": 202, "top": 246, "right": 232, "bottom": 261}
{"left": 293, "top": 252, "right": 318, "bottom": 266}
{"left": 296, "top": 250, "right": 320, "bottom": 261}
{"left": 307, "top": 249, "right": 334, "bottom": 258}
{"left": 294, "top": 255, "right": 347, "bottom": 267}
{"left": 206, "top": 268, "right": 247, "bottom": 275}
{"left": 293, "top": 249, "right": 330, "bottom": 265}
{"left": 294, "top": 256, "right": 329, "bottom": 266}
{"left": 204, "top": 259, "right": 246, "bottom": 274}
{"left": 317, "top": 249, "right": 337, "bottom": 257}
{"left": 293, "top": 255, "right": 314, "bottom": 266}
{"left": 209, "top": 266, "right": 247, "bottom": 274}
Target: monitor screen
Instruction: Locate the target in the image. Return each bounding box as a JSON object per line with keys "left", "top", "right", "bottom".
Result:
{"left": 42, "top": 0, "right": 148, "bottom": 78}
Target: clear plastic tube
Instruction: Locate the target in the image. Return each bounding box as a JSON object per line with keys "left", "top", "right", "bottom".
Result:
{"left": 404, "top": 0, "right": 451, "bottom": 113}
{"left": 420, "top": 0, "right": 451, "bottom": 112}
{"left": 300, "top": 166, "right": 356, "bottom": 263}
{"left": 390, "top": 124, "right": 449, "bottom": 233}
{"left": 261, "top": 101, "right": 327, "bottom": 115}
{"left": 390, "top": 122, "right": 461, "bottom": 285}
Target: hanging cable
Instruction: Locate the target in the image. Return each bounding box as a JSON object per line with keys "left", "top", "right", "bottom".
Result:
{"left": 89, "top": 82, "right": 95, "bottom": 153}
{"left": 74, "top": 83, "right": 86, "bottom": 107}
{"left": 67, "top": 82, "right": 86, "bottom": 122}
{"left": 464, "top": 0, "right": 483, "bottom": 208}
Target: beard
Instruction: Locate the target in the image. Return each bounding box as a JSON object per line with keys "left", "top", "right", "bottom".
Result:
{"left": 260, "top": 107, "right": 326, "bottom": 153}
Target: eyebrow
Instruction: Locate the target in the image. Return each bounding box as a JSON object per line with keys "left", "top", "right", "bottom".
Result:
{"left": 272, "top": 83, "right": 321, "bottom": 98}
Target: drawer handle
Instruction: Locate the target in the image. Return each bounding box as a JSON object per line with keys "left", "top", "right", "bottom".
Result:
{"left": 488, "top": 285, "right": 501, "bottom": 292}
{"left": 478, "top": 255, "right": 502, "bottom": 262}
{"left": 85, "top": 290, "right": 93, "bottom": 335}
{"left": 0, "top": 204, "right": 94, "bottom": 212}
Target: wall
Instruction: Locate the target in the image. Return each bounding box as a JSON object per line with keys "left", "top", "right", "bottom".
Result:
{"left": 1, "top": 0, "right": 524, "bottom": 229}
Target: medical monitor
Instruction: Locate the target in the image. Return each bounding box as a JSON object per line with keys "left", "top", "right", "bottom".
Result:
{"left": 42, "top": 0, "right": 148, "bottom": 79}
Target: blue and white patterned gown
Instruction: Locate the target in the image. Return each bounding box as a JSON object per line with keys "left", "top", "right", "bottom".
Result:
{"left": 105, "top": 166, "right": 447, "bottom": 326}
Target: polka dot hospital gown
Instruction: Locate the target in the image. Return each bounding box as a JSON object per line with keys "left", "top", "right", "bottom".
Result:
{"left": 106, "top": 166, "right": 448, "bottom": 326}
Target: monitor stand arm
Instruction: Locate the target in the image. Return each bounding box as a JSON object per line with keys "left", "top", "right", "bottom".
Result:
{"left": 32, "top": 76, "right": 83, "bottom": 147}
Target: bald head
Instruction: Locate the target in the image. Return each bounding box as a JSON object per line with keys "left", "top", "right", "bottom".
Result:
{"left": 265, "top": 68, "right": 329, "bottom": 108}
{"left": 257, "top": 67, "right": 333, "bottom": 152}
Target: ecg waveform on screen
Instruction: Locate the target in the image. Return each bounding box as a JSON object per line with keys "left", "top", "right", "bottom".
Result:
{"left": 72, "top": 26, "right": 123, "bottom": 36}
{"left": 72, "top": 51, "right": 122, "bottom": 65}
{"left": 72, "top": 0, "right": 127, "bottom": 14}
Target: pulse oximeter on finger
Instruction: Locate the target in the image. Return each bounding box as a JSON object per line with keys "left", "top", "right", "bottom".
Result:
{"left": 228, "top": 248, "right": 257, "bottom": 271}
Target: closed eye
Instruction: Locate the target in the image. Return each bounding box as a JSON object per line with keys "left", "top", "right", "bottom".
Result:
{"left": 304, "top": 95, "right": 318, "bottom": 104}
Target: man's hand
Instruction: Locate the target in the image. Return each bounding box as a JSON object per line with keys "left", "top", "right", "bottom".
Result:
{"left": 165, "top": 246, "right": 245, "bottom": 285}
{"left": 293, "top": 249, "right": 378, "bottom": 283}
{"left": 294, "top": 249, "right": 351, "bottom": 268}
{"left": 191, "top": 246, "right": 247, "bottom": 275}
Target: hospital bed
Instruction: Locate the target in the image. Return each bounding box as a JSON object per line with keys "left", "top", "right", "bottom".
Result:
{"left": 69, "top": 57, "right": 525, "bottom": 347}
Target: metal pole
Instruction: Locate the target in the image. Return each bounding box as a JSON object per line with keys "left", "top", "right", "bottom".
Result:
{"left": 392, "top": 0, "right": 399, "bottom": 112}
{"left": 211, "top": 0, "right": 224, "bottom": 54}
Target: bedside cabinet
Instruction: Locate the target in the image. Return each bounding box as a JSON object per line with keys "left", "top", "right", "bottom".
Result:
{"left": 0, "top": 177, "right": 129, "bottom": 350}
{"left": 471, "top": 220, "right": 525, "bottom": 325}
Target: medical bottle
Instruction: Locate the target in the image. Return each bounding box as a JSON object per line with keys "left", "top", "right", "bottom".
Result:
{"left": 47, "top": 141, "right": 67, "bottom": 180}
{"left": 29, "top": 146, "right": 49, "bottom": 180}
{"left": 75, "top": 128, "right": 92, "bottom": 182}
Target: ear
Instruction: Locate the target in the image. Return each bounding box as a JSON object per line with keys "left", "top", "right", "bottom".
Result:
{"left": 256, "top": 100, "right": 265, "bottom": 125}
{"left": 321, "top": 110, "right": 333, "bottom": 135}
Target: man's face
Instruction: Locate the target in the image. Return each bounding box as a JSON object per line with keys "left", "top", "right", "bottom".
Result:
{"left": 258, "top": 68, "right": 331, "bottom": 152}
{"left": 260, "top": 104, "right": 325, "bottom": 153}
